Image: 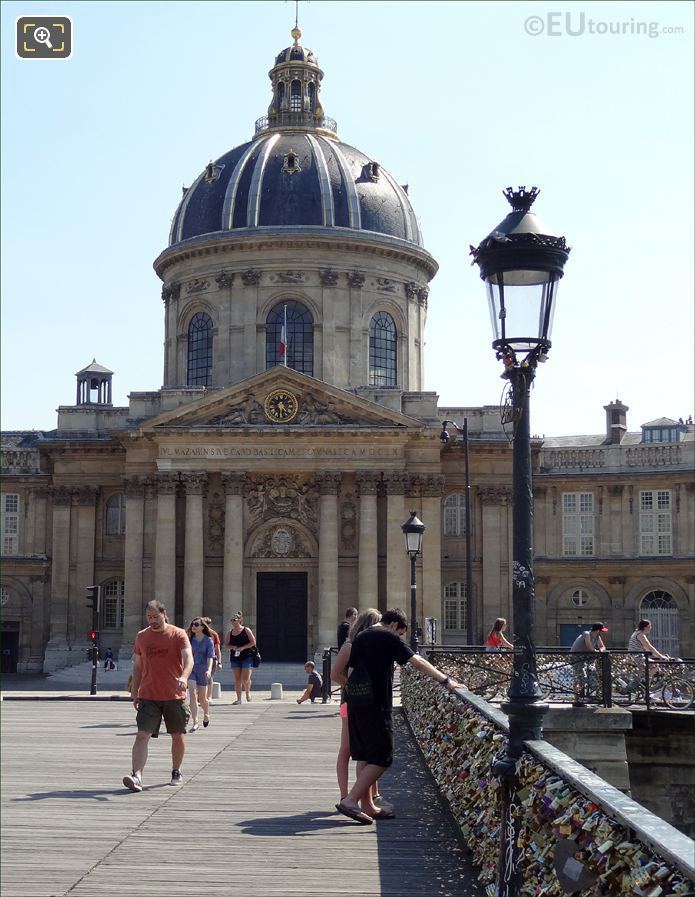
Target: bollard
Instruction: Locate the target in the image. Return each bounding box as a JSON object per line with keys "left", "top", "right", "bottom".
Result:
{"left": 270, "top": 682, "right": 283, "bottom": 701}
{"left": 212, "top": 681, "right": 221, "bottom": 700}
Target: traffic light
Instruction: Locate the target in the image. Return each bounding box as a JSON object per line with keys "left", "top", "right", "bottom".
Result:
{"left": 85, "top": 585, "right": 101, "bottom": 611}
{"left": 89, "top": 630, "right": 99, "bottom": 645}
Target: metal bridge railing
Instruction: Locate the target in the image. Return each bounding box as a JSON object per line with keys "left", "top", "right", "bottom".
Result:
{"left": 423, "top": 647, "right": 695, "bottom": 711}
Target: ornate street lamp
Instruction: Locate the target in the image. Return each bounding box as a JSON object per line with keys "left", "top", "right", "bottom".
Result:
{"left": 401, "top": 511, "right": 425, "bottom": 652}
{"left": 471, "top": 186, "right": 570, "bottom": 897}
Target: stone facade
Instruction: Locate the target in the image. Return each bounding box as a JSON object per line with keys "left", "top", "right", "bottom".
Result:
{"left": 1, "top": 29, "right": 693, "bottom": 671}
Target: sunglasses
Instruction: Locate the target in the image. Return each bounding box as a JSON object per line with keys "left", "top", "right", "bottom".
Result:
{"left": 191, "top": 621, "right": 202, "bottom": 627}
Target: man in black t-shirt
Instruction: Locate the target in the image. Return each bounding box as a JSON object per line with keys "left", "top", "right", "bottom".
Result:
{"left": 336, "top": 607, "right": 357, "bottom": 649}
{"left": 335, "top": 608, "right": 463, "bottom": 825}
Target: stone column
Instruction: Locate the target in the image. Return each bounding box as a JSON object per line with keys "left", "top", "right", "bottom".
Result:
{"left": 318, "top": 473, "right": 341, "bottom": 649}
{"left": 122, "top": 477, "right": 146, "bottom": 656}
{"left": 356, "top": 472, "right": 379, "bottom": 608}
{"left": 347, "top": 271, "right": 365, "bottom": 386}
{"left": 533, "top": 486, "right": 547, "bottom": 557}
{"left": 682, "top": 483, "right": 695, "bottom": 559}
{"left": 154, "top": 473, "right": 178, "bottom": 608}
{"left": 608, "top": 485, "right": 625, "bottom": 556}
{"left": 44, "top": 486, "right": 73, "bottom": 670}
{"left": 182, "top": 472, "right": 207, "bottom": 625}
{"left": 222, "top": 473, "right": 245, "bottom": 628}
{"left": 385, "top": 473, "right": 407, "bottom": 608}
{"left": 479, "top": 487, "right": 503, "bottom": 625}
{"left": 421, "top": 475, "right": 444, "bottom": 640}
{"left": 73, "top": 486, "right": 98, "bottom": 644}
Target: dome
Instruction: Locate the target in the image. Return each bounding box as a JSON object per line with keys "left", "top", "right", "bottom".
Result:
{"left": 169, "top": 133, "right": 422, "bottom": 248}
{"left": 167, "top": 27, "right": 423, "bottom": 250}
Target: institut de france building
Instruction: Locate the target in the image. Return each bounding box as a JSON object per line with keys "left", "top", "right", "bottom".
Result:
{"left": 1, "top": 29, "right": 693, "bottom": 672}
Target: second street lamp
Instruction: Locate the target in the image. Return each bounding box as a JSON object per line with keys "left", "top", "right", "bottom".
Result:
{"left": 401, "top": 511, "right": 425, "bottom": 652}
{"left": 471, "top": 186, "right": 570, "bottom": 897}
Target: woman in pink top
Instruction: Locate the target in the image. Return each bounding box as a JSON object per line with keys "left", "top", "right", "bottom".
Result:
{"left": 486, "top": 618, "right": 513, "bottom": 651}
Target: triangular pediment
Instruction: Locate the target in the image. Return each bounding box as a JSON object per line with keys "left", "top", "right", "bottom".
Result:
{"left": 140, "top": 369, "right": 423, "bottom": 431}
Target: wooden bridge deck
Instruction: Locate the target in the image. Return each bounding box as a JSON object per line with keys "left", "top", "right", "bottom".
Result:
{"left": 0, "top": 695, "right": 483, "bottom": 897}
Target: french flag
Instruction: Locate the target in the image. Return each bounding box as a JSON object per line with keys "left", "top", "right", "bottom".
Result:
{"left": 279, "top": 306, "right": 287, "bottom": 365}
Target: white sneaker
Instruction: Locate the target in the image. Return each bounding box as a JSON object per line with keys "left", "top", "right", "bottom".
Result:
{"left": 170, "top": 769, "right": 183, "bottom": 786}
{"left": 123, "top": 773, "right": 142, "bottom": 792}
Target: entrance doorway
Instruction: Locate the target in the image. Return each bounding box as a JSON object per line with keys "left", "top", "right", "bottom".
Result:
{"left": 1, "top": 626, "right": 19, "bottom": 673}
{"left": 256, "top": 572, "right": 307, "bottom": 661}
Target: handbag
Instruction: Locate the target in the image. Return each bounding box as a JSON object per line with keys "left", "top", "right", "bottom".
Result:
{"left": 251, "top": 645, "right": 261, "bottom": 668}
{"left": 345, "top": 662, "right": 374, "bottom": 708}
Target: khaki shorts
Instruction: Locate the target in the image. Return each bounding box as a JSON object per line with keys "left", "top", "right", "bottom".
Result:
{"left": 136, "top": 699, "right": 190, "bottom": 735}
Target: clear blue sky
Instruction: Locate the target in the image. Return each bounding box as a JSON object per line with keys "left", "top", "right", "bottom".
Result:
{"left": 2, "top": 0, "right": 693, "bottom": 436}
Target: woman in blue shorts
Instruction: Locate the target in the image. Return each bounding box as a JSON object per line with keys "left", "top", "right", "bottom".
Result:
{"left": 225, "top": 612, "right": 256, "bottom": 704}
{"left": 186, "top": 618, "right": 214, "bottom": 731}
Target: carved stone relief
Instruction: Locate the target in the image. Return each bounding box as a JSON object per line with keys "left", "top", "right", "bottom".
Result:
{"left": 271, "top": 271, "right": 305, "bottom": 284}
{"left": 250, "top": 524, "right": 311, "bottom": 559}
{"left": 216, "top": 272, "right": 234, "bottom": 289}
{"left": 245, "top": 476, "right": 319, "bottom": 534}
{"left": 209, "top": 394, "right": 265, "bottom": 425}
{"left": 161, "top": 283, "right": 181, "bottom": 304}
{"left": 186, "top": 279, "right": 210, "bottom": 294}
{"left": 319, "top": 269, "right": 339, "bottom": 286}
{"left": 206, "top": 489, "right": 225, "bottom": 554}
{"left": 241, "top": 269, "right": 262, "bottom": 286}
{"left": 375, "top": 278, "right": 396, "bottom": 293}
{"left": 346, "top": 271, "right": 365, "bottom": 288}
{"left": 340, "top": 494, "right": 357, "bottom": 552}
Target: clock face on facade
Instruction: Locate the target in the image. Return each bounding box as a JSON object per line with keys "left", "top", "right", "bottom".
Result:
{"left": 264, "top": 388, "right": 299, "bottom": 423}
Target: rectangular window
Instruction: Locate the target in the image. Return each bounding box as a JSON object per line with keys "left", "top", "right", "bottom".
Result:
{"left": 443, "top": 583, "right": 467, "bottom": 630}
{"left": 1, "top": 493, "right": 20, "bottom": 555}
{"left": 562, "top": 492, "right": 594, "bottom": 557}
{"left": 640, "top": 490, "right": 672, "bottom": 555}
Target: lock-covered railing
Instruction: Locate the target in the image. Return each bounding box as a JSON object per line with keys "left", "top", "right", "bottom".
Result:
{"left": 402, "top": 668, "right": 695, "bottom": 897}
{"left": 423, "top": 647, "right": 695, "bottom": 712}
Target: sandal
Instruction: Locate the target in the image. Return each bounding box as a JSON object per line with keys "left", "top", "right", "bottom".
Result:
{"left": 232, "top": 699, "right": 242, "bottom": 705}
{"left": 203, "top": 716, "right": 210, "bottom": 728}
{"left": 189, "top": 722, "right": 199, "bottom": 732}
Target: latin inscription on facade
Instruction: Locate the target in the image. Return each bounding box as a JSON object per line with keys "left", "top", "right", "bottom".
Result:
{"left": 159, "top": 445, "right": 401, "bottom": 459}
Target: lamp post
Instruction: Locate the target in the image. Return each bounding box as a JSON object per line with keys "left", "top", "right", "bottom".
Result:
{"left": 471, "top": 186, "right": 570, "bottom": 896}
{"left": 440, "top": 419, "right": 474, "bottom": 645}
{"left": 401, "top": 511, "right": 425, "bottom": 652}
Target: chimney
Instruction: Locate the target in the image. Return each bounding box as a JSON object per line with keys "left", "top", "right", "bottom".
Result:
{"left": 603, "top": 399, "right": 629, "bottom": 444}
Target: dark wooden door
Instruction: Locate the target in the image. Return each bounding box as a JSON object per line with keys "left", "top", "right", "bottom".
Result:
{"left": 1, "top": 630, "right": 19, "bottom": 673}
{"left": 256, "top": 572, "right": 307, "bottom": 661}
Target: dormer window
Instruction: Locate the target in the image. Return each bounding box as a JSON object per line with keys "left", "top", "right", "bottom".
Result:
{"left": 642, "top": 426, "right": 681, "bottom": 443}
{"left": 282, "top": 150, "right": 301, "bottom": 175}
{"left": 203, "top": 161, "right": 224, "bottom": 184}
{"left": 364, "top": 161, "right": 380, "bottom": 181}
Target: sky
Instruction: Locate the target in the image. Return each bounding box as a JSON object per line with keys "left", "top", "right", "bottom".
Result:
{"left": 2, "top": 0, "right": 693, "bottom": 437}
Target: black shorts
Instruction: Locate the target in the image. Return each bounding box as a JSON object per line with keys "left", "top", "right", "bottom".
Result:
{"left": 348, "top": 707, "right": 394, "bottom": 768}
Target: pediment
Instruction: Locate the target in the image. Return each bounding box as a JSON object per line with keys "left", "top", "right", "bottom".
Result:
{"left": 140, "top": 369, "right": 422, "bottom": 432}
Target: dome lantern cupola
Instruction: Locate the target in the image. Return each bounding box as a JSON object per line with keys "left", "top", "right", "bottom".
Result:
{"left": 256, "top": 27, "right": 337, "bottom": 139}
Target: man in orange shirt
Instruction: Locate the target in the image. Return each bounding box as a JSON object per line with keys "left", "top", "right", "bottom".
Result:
{"left": 123, "top": 600, "right": 194, "bottom": 791}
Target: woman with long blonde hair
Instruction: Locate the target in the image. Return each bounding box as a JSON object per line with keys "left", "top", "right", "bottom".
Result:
{"left": 330, "top": 608, "right": 390, "bottom": 814}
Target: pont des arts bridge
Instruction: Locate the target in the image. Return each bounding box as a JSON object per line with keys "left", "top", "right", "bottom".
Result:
{"left": 2, "top": 670, "right": 693, "bottom": 897}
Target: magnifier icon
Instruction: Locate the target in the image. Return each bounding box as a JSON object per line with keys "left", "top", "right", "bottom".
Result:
{"left": 33, "top": 26, "right": 53, "bottom": 48}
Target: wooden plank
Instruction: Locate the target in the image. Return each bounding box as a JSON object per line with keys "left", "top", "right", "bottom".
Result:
{"left": 0, "top": 698, "right": 482, "bottom": 896}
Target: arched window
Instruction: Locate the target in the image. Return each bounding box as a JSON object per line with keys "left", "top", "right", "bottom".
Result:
{"left": 369, "top": 312, "right": 397, "bottom": 387}
{"left": 640, "top": 591, "right": 680, "bottom": 656}
{"left": 443, "top": 493, "right": 467, "bottom": 536}
{"left": 443, "top": 582, "right": 467, "bottom": 633}
{"left": 266, "top": 301, "right": 314, "bottom": 375}
{"left": 308, "top": 82, "right": 316, "bottom": 110}
{"left": 187, "top": 312, "right": 213, "bottom": 387}
{"left": 290, "top": 79, "right": 302, "bottom": 111}
{"left": 102, "top": 578, "right": 125, "bottom": 629}
{"left": 277, "top": 82, "right": 285, "bottom": 107}
{"left": 570, "top": 588, "right": 589, "bottom": 608}
{"left": 105, "top": 494, "right": 126, "bottom": 536}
